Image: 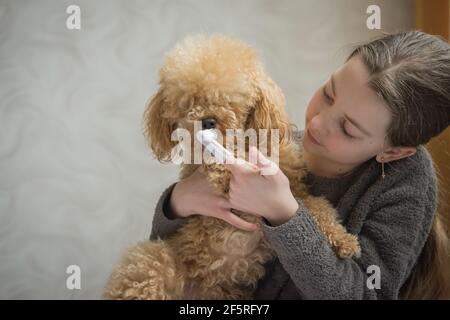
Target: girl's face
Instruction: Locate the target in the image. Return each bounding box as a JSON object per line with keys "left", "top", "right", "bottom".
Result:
{"left": 303, "top": 55, "right": 395, "bottom": 175}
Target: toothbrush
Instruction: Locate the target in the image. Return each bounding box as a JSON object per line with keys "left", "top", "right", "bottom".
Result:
{"left": 196, "top": 129, "right": 269, "bottom": 172}
{"left": 196, "top": 129, "right": 236, "bottom": 164}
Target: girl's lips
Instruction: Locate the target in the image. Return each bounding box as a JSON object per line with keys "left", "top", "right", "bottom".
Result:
{"left": 307, "top": 128, "right": 322, "bottom": 146}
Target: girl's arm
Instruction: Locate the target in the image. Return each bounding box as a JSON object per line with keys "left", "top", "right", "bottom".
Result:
{"left": 262, "top": 181, "right": 437, "bottom": 299}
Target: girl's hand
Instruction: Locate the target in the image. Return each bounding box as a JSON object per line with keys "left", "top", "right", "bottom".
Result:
{"left": 225, "top": 146, "right": 299, "bottom": 226}
{"left": 169, "top": 167, "right": 258, "bottom": 231}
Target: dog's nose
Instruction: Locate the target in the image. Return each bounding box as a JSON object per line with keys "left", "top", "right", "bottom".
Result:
{"left": 202, "top": 118, "right": 216, "bottom": 130}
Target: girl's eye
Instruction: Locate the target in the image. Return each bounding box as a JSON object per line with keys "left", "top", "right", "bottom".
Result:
{"left": 342, "top": 121, "right": 354, "bottom": 139}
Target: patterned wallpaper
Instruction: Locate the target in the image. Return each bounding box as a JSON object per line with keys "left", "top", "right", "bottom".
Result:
{"left": 0, "top": 0, "right": 414, "bottom": 298}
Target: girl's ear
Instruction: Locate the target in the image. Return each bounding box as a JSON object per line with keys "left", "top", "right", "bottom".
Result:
{"left": 143, "top": 88, "right": 176, "bottom": 162}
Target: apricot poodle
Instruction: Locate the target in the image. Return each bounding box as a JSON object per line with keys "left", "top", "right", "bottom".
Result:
{"left": 104, "top": 34, "right": 361, "bottom": 300}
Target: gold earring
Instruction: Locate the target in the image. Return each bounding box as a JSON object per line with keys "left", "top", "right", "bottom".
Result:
{"left": 381, "top": 156, "right": 385, "bottom": 179}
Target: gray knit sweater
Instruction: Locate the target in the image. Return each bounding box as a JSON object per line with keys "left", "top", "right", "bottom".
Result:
{"left": 149, "top": 130, "right": 437, "bottom": 299}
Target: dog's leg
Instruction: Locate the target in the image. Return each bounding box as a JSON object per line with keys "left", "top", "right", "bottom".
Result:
{"left": 103, "top": 240, "right": 184, "bottom": 299}
{"left": 302, "top": 195, "right": 361, "bottom": 258}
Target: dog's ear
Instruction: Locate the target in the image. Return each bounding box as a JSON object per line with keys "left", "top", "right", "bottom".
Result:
{"left": 143, "top": 88, "right": 175, "bottom": 162}
{"left": 246, "top": 75, "right": 293, "bottom": 146}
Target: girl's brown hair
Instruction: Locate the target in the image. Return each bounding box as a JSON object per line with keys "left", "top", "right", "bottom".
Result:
{"left": 347, "top": 30, "right": 450, "bottom": 299}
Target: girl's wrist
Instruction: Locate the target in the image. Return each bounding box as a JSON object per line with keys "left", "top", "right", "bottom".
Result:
{"left": 266, "top": 196, "right": 299, "bottom": 226}
{"left": 169, "top": 182, "right": 191, "bottom": 218}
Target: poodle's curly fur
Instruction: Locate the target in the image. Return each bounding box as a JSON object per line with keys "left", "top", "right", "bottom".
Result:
{"left": 104, "top": 34, "right": 361, "bottom": 300}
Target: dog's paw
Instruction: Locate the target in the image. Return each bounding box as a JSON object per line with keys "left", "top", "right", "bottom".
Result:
{"left": 333, "top": 233, "right": 361, "bottom": 259}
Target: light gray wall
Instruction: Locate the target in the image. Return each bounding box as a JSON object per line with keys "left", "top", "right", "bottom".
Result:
{"left": 0, "top": 0, "right": 414, "bottom": 299}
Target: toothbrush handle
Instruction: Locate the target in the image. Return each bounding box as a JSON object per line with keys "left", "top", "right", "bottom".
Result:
{"left": 207, "top": 141, "right": 235, "bottom": 164}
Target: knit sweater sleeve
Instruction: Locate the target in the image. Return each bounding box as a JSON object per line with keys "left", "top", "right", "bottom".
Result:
{"left": 261, "top": 176, "right": 437, "bottom": 299}
{"left": 149, "top": 183, "right": 188, "bottom": 241}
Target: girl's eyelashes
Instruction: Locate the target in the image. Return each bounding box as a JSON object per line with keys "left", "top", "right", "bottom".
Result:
{"left": 341, "top": 120, "right": 354, "bottom": 139}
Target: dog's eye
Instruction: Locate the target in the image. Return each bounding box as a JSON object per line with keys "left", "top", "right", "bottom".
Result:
{"left": 202, "top": 118, "right": 217, "bottom": 130}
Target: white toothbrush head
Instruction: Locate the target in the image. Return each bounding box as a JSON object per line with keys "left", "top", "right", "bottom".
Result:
{"left": 196, "top": 129, "right": 235, "bottom": 164}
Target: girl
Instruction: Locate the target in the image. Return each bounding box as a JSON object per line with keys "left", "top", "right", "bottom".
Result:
{"left": 150, "top": 31, "right": 450, "bottom": 299}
